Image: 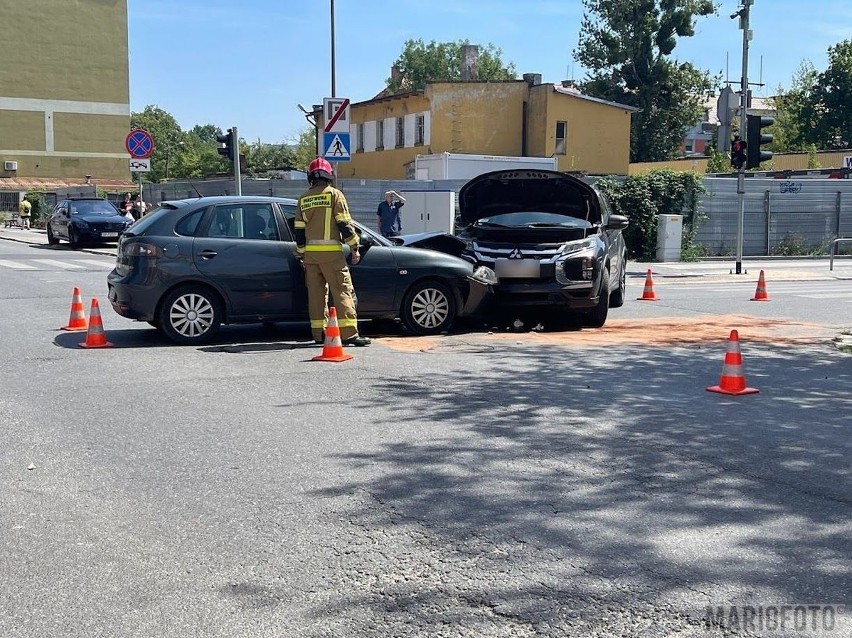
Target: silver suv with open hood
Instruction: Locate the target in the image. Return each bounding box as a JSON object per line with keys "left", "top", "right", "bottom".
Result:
{"left": 457, "top": 169, "right": 629, "bottom": 327}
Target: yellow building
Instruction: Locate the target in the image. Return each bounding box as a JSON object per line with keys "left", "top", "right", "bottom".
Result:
{"left": 0, "top": 0, "right": 131, "bottom": 187}
{"left": 319, "top": 77, "right": 638, "bottom": 179}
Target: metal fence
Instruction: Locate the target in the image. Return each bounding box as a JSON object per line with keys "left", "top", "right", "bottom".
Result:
{"left": 5, "top": 174, "right": 851, "bottom": 256}
{"left": 148, "top": 178, "right": 469, "bottom": 229}
{"left": 696, "top": 178, "right": 852, "bottom": 256}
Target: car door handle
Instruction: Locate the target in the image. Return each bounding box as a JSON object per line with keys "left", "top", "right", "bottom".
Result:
{"left": 198, "top": 250, "right": 218, "bottom": 259}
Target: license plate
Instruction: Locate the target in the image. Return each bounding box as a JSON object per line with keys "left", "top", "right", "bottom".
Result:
{"left": 101, "top": 232, "right": 119, "bottom": 238}
{"left": 495, "top": 258, "right": 541, "bottom": 279}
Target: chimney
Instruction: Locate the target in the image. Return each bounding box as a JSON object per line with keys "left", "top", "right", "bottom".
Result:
{"left": 391, "top": 64, "right": 403, "bottom": 84}
{"left": 460, "top": 45, "right": 479, "bottom": 81}
{"left": 523, "top": 73, "right": 542, "bottom": 86}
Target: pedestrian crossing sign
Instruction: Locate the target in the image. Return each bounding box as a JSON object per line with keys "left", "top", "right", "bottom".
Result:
{"left": 323, "top": 132, "right": 350, "bottom": 161}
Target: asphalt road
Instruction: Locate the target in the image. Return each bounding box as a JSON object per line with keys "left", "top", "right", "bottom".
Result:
{"left": 0, "top": 236, "right": 849, "bottom": 637}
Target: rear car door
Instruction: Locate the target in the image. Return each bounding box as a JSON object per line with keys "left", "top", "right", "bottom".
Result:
{"left": 192, "top": 202, "right": 296, "bottom": 318}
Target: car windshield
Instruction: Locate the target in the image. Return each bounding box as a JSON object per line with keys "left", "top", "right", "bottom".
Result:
{"left": 475, "top": 212, "right": 592, "bottom": 229}
{"left": 69, "top": 200, "right": 119, "bottom": 215}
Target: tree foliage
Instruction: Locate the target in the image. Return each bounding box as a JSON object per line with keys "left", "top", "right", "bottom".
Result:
{"left": 574, "top": 0, "right": 716, "bottom": 163}
{"left": 291, "top": 127, "right": 319, "bottom": 172}
{"left": 130, "top": 106, "right": 298, "bottom": 182}
{"left": 386, "top": 39, "right": 516, "bottom": 93}
{"left": 773, "top": 41, "right": 852, "bottom": 151}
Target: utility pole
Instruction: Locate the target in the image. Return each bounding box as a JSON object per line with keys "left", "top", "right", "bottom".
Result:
{"left": 733, "top": 0, "right": 753, "bottom": 275}
{"left": 330, "top": 0, "right": 336, "bottom": 98}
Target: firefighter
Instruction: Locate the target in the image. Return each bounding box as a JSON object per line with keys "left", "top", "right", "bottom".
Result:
{"left": 295, "top": 157, "right": 371, "bottom": 347}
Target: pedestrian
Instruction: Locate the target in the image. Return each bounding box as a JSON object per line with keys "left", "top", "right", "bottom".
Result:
{"left": 376, "top": 190, "right": 406, "bottom": 238}
{"left": 130, "top": 193, "right": 147, "bottom": 220}
{"left": 18, "top": 197, "right": 32, "bottom": 230}
{"left": 295, "top": 157, "right": 370, "bottom": 347}
{"left": 121, "top": 193, "right": 133, "bottom": 216}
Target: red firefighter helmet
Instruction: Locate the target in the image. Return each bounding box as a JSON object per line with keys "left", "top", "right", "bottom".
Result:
{"left": 308, "top": 157, "right": 333, "bottom": 181}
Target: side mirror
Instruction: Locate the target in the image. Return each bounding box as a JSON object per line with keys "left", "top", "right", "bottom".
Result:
{"left": 606, "top": 214, "right": 629, "bottom": 230}
{"left": 360, "top": 234, "right": 375, "bottom": 247}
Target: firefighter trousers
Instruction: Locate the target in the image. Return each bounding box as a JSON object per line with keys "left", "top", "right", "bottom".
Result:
{"left": 304, "top": 252, "right": 359, "bottom": 341}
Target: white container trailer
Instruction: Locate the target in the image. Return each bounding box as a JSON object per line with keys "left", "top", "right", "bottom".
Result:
{"left": 410, "top": 152, "right": 558, "bottom": 180}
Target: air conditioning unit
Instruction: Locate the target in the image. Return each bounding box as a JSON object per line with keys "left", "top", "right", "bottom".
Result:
{"left": 4, "top": 161, "right": 18, "bottom": 171}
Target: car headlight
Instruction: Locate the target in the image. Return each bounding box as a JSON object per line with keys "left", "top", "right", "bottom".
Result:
{"left": 471, "top": 265, "right": 498, "bottom": 285}
{"left": 73, "top": 220, "right": 90, "bottom": 229}
{"left": 557, "top": 237, "right": 596, "bottom": 257}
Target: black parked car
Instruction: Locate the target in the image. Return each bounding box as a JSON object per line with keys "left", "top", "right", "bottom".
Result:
{"left": 454, "top": 169, "right": 629, "bottom": 327}
{"left": 47, "top": 197, "right": 133, "bottom": 249}
{"left": 107, "top": 196, "right": 495, "bottom": 344}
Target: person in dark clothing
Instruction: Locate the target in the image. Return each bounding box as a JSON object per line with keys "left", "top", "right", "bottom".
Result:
{"left": 376, "top": 190, "right": 406, "bottom": 238}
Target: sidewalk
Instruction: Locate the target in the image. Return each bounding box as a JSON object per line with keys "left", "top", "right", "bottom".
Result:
{"left": 2, "top": 225, "right": 850, "bottom": 280}
{"left": 633, "top": 256, "right": 852, "bottom": 282}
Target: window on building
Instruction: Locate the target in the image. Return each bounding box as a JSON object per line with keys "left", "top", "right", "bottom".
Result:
{"left": 356, "top": 123, "right": 364, "bottom": 152}
{"left": 395, "top": 117, "right": 404, "bottom": 148}
{"left": 555, "top": 121, "right": 567, "bottom": 155}
{"left": 415, "top": 115, "right": 425, "bottom": 145}
{"left": 376, "top": 119, "right": 384, "bottom": 150}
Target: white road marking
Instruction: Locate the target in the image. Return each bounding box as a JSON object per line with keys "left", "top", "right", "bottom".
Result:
{"left": 32, "top": 259, "right": 87, "bottom": 270}
{"left": 75, "top": 259, "right": 115, "bottom": 269}
{"left": 0, "top": 259, "right": 37, "bottom": 270}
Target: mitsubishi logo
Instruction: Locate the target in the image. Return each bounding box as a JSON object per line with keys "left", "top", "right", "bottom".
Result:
{"left": 508, "top": 248, "right": 524, "bottom": 259}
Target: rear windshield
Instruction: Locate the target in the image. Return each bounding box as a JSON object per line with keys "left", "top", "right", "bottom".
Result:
{"left": 124, "top": 204, "right": 175, "bottom": 234}
{"left": 69, "top": 200, "right": 119, "bottom": 215}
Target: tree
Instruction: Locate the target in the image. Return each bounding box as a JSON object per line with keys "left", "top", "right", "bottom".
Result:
{"left": 770, "top": 61, "right": 819, "bottom": 152}
{"left": 130, "top": 106, "right": 185, "bottom": 182}
{"left": 386, "top": 39, "right": 516, "bottom": 93}
{"left": 243, "top": 139, "right": 296, "bottom": 176}
{"left": 574, "top": 0, "right": 716, "bottom": 163}
{"left": 291, "top": 126, "right": 319, "bottom": 172}
{"left": 810, "top": 39, "right": 852, "bottom": 149}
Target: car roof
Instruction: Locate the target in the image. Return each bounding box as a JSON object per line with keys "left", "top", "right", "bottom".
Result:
{"left": 66, "top": 196, "right": 110, "bottom": 201}
{"left": 160, "top": 195, "right": 298, "bottom": 208}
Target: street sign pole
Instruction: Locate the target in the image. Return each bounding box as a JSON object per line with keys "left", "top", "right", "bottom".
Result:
{"left": 734, "top": 0, "right": 753, "bottom": 275}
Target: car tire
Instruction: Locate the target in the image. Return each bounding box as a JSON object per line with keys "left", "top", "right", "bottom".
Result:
{"left": 46, "top": 225, "right": 59, "bottom": 245}
{"left": 157, "top": 285, "right": 222, "bottom": 345}
{"left": 584, "top": 268, "right": 610, "bottom": 328}
{"left": 609, "top": 258, "right": 627, "bottom": 308}
{"left": 400, "top": 279, "right": 456, "bottom": 335}
{"left": 68, "top": 227, "right": 80, "bottom": 250}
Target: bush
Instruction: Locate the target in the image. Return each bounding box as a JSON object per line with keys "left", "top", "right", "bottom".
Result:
{"left": 24, "top": 191, "right": 51, "bottom": 228}
{"left": 596, "top": 170, "right": 706, "bottom": 261}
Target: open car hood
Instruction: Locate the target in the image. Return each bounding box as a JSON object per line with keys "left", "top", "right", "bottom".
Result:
{"left": 458, "top": 169, "right": 601, "bottom": 225}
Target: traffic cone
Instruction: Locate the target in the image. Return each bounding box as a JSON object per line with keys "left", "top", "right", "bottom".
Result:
{"left": 312, "top": 306, "right": 353, "bottom": 363}
{"left": 79, "top": 298, "right": 113, "bottom": 349}
{"left": 61, "top": 287, "right": 88, "bottom": 331}
{"left": 750, "top": 269, "right": 770, "bottom": 301}
{"left": 706, "top": 330, "right": 759, "bottom": 395}
{"left": 637, "top": 269, "right": 660, "bottom": 301}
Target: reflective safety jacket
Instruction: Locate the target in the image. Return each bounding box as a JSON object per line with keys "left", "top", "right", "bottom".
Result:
{"left": 295, "top": 184, "right": 359, "bottom": 256}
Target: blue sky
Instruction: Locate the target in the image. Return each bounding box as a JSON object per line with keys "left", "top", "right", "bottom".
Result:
{"left": 128, "top": 0, "right": 852, "bottom": 145}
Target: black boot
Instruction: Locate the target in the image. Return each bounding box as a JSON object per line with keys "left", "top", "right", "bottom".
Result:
{"left": 342, "top": 335, "right": 371, "bottom": 347}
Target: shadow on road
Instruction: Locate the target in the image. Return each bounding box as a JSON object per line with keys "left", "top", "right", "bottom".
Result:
{"left": 303, "top": 341, "right": 851, "bottom": 633}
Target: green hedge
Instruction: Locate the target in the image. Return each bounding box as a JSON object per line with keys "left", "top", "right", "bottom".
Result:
{"left": 595, "top": 170, "right": 706, "bottom": 261}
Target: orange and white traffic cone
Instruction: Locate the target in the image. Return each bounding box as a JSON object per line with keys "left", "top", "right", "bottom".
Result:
{"left": 750, "top": 269, "right": 771, "bottom": 301}
{"left": 312, "top": 307, "right": 353, "bottom": 362}
{"left": 79, "top": 298, "right": 113, "bottom": 349}
{"left": 61, "top": 287, "right": 88, "bottom": 331}
{"left": 706, "top": 330, "right": 758, "bottom": 395}
{"left": 636, "top": 269, "right": 660, "bottom": 301}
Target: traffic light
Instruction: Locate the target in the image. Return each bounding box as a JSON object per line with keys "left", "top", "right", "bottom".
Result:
{"left": 731, "top": 136, "right": 747, "bottom": 169}
{"left": 216, "top": 128, "right": 235, "bottom": 161}
{"left": 746, "top": 115, "right": 774, "bottom": 169}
